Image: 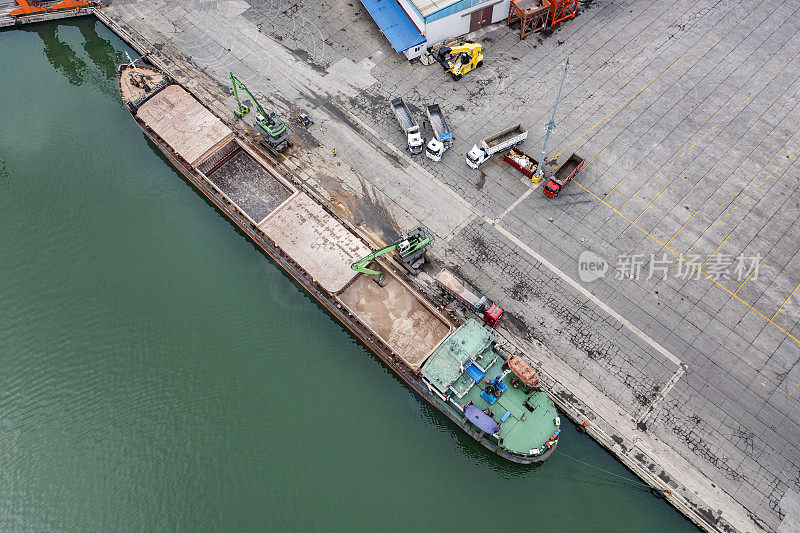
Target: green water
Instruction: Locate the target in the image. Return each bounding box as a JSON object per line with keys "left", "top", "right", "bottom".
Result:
{"left": 0, "top": 20, "right": 696, "bottom": 532}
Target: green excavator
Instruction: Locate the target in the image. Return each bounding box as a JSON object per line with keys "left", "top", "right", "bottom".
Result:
{"left": 229, "top": 72, "right": 291, "bottom": 152}
{"left": 351, "top": 226, "right": 434, "bottom": 284}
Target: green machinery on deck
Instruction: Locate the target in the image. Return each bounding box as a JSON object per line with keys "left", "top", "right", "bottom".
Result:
{"left": 351, "top": 226, "right": 434, "bottom": 283}
{"left": 229, "top": 72, "right": 290, "bottom": 152}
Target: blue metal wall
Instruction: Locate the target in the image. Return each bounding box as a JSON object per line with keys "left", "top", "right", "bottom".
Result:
{"left": 425, "top": 0, "right": 486, "bottom": 22}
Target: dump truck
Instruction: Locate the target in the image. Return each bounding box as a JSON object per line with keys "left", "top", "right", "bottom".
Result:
{"left": 390, "top": 97, "right": 424, "bottom": 155}
{"left": 504, "top": 147, "right": 540, "bottom": 178}
{"left": 466, "top": 123, "right": 528, "bottom": 169}
{"left": 435, "top": 269, "right": 504, "bottom": 327}
{"left": 425, "top": 104, "right": 453, "bottom": 162}
{"left": 543, "top": 152, "right": 584, "bottom": 198}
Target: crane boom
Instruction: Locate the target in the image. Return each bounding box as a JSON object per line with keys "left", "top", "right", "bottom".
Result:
{"left": 230, "top": 72, "right": 268, "bottom": 118}
{"left": 351, "top": 242, "right": 401, "bottom": 277}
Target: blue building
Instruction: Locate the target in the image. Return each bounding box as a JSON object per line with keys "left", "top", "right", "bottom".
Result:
{"left": 361, "top": 0, "right": 511, "bottom": 59}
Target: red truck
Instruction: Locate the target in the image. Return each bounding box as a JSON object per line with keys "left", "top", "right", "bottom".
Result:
{"left": 543, "top": 152, "right": 584, "bottom": 198}
{"left": 435, "top": 269, "right": 504, "bottom": 327}
{"left": 503, "top": 146, "right": 539, "bottom": 178}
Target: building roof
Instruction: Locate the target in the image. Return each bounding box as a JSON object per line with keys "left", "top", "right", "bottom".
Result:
{"left": 360, "top": 0, "right": 427, "bottom": 53}
{"left": 409, "top": 0, "right": 461, "bottom": 18}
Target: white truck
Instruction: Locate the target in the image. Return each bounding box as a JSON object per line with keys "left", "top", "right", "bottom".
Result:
{"left": 425, "top": 104, "right": 453, "bottom": 162}
{"left": 466, "top": 123, "right": 528, "bottom": 169}
{"left": 390, "top": 97, "right": 424, "bottom": 155}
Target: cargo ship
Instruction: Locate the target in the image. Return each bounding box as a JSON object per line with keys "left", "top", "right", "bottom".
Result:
{"left": 118, "top": 62, "right": 560, "bottom": 463}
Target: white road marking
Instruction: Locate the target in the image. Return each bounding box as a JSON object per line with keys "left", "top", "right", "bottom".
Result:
{"left": 491, "top": 221, "right": 683, "bottom": 367}
{"left": 491, "top": 180, "right": 541, "bottom": 224}
{"left": 637, "top": 367, "right": 686, "bottom": 424}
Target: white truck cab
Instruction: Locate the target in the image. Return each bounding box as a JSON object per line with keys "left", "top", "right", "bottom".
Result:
{"left": 391, "top": 98, "right": 425, "bottom": 155}
{"left": 465, "top": 124, "right": 528, "bottom": 169}
{"left": 426, "top": 139, "right": 444, "bottom": 161}
{"left": 408, "top": 128, "right": 424, "bottom": 154}
{"left": 466, "top": 145, "right": 487, "bottom": 168}
{"left": 425, "top": 104, "right": 452, "bottom": 162}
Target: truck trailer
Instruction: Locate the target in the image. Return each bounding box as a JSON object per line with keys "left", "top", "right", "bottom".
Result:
{"left": 390, "top": 97, "right": 424, "bottom": 155}
{"left": 425, "top": 104, "right": 453, "bottom": 162}
{"left": 466, "top": 123, "right": 528, "bottom": 168}
{"left": 435, "top": 269, "right": 504, "bottom": 327}
{"left": 504, "top": 146, "right": 540, "bottom": 178}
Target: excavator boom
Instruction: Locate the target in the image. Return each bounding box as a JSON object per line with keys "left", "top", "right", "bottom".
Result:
{"left": 351, "top": 243, "right": 399, "bottom": 276}
{"left": 229, "top": 72, "right": 290, "bottom": 149}
{"left": 350, "top": 226, "right": 433, "bottom": 280}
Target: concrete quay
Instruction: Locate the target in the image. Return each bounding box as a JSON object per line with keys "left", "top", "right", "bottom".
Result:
{"left": 84, "top": 0, "right": 800, "bottom": 530}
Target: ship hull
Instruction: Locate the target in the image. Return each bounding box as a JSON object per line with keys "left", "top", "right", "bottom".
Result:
{"left": 120, "top": 68, "right": 554, "bottom": 464}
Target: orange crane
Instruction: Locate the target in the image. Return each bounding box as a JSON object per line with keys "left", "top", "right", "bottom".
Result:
{"left": 10, "top": 0, "right": 90, "bottom": 16}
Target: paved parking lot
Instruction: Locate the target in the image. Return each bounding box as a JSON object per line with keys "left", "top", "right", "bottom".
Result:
{"left": 105, "top": 0, "right": 800, "bottom": 529}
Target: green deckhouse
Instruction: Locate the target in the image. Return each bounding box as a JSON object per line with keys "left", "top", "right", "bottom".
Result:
{"left": 421, "top": 320, "right": 560, "bottom": 458}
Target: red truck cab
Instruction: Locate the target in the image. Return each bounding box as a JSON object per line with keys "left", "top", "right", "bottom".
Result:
{"left": 483, "top": 304, "right": 504, "bottom": 327}
{"left": 543, "top": 179, "right": 562, "bottom": 198}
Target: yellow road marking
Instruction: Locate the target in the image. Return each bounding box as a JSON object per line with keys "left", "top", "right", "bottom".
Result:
{"left": 603, "top": 168, "right": 634, "bottom": 199}
{"left": 701, "top": 230, "right": 733, "bottom": 266}
{"left": 596, "top": 44, "right": 800, "bottom": 225}
{"left": 570, "top": 177, "right": 800, "bottom": 345}
{"left": 665, "top": 210, "right": 697, "bottom": 246}
{"left": 646, "top": 73, "right": 800, "bottom": 262}
{"left": 582, "top": 146, "right": 607, "bottom": 171}
{"left": 548, "top": 2, "right": 800, "bottom": 344}
{"left": 618, "top": 186, "right": 644, "bottom": 211}
{"left": 633, "top": 185, "right": 670, "bottom": 225}
{"left": 772, "top": 281, "right": 800, "bottom": 320}
{"left": 553, "top": 30, "right": 725, "bottom": 159}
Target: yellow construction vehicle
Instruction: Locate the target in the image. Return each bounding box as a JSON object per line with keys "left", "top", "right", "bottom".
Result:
{"left": 434, "top": 42, "right": 483, "bottom": 80}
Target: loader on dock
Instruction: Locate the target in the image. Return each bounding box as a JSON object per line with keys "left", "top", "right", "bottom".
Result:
{"left": 435, "top": 42, "right": 483, "bottom": 80}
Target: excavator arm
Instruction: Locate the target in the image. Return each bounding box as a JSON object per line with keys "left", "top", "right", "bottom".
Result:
{"left": 350, "top": 243, "right": 399, "bottom": 277}
{"left": 230, "top": 72, "right": 268, "bottom": 118}
{"left": 350, "top": 226, "right": 433, "bottom": 281}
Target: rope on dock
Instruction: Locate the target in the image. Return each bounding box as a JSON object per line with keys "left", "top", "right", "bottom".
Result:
{"left": 558, "top": 449, "right": 669, "bottom": 494}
